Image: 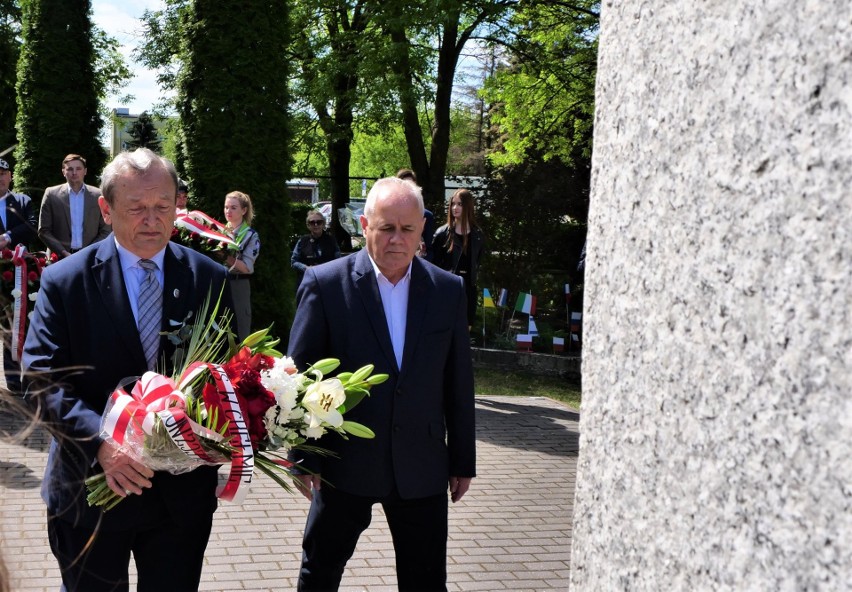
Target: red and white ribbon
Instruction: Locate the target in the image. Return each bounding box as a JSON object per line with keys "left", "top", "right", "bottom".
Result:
{"left": 102, "top": 364, "right": 255, "bottom": 503}
{"left": 10, "top": 245, "right": 28, "bottom": 362}
{"left": 175, "top": 210, "right": 237, "bottom": 247}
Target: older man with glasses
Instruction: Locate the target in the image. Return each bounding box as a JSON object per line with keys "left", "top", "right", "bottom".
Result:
{"left": 291, "top": 209, "right": 341, "bottom": 285}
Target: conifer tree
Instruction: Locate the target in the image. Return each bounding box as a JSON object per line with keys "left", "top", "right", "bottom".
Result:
{"left": 178, "top": 0, "right": 292, "bottom": 332}
{"left": 0, "top": 3, "right": 20, "bottom": 159}
{"left": 126, "top": 111, "right": 162, "bottom": 153}
{"left": 14, "top": 0, "right": 106, "bottom": 198}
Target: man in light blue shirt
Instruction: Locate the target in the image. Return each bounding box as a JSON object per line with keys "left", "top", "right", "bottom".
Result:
{"left": 38, "top": 154, "right": 111, "bottom": 258}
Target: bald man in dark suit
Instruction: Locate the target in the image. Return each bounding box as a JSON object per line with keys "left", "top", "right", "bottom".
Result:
{"left": 289, "top": 177, "right": 476, "bottom": 591}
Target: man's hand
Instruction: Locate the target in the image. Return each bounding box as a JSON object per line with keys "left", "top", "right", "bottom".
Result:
{"left": 294, "top": 473, "right": 321, "bottom": 501}
{"left": 449, "top": 476, "right": 472, "bottom": 503}
{"left": 97, "top": 439, "right": 154, "bottom": 498}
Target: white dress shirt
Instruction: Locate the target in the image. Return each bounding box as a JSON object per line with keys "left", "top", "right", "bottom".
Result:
{"left": 368, "top": 255, "right": 412, "bottom": 370}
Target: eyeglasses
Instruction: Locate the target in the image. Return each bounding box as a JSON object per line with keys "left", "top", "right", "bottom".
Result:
{"left": 308, "top": 220, "right": 324, "bottom": 226}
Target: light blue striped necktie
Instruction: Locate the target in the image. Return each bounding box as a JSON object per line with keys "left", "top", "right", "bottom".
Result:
{"left": 137, "top": 259, "right": 162, "bottom": 371}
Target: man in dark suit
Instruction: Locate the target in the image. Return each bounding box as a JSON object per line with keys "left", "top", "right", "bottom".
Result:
{"left": 0, "top": 157, "right": 38, "bottom": 395}
{"left": 0, "top": 157, "right": 38, "bottom": 250}
{"left": 23, "top": 148, "right": 230, "bottom": 591}
{"left": 289, "top": 176, "right": 476, "bottom": 591}
{"left": 38, "top": 153, "right": 111, "bottom": 258}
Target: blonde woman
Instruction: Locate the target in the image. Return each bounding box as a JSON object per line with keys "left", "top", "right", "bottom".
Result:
{"left": 223, "top": 191, "right": 260, "bottom": 341}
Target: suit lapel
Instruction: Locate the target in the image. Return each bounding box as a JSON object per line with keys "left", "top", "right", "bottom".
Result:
{"left": 161, "top": 244, "right": 195, "bottom": 373}
{"left": 59, "top": 187, "right": 72, "bottom": 229}
{"left": 399, "top": 258, "right": 432, "bottom": 380}
{"left": 353, "top": 250, "right": 398, "bottom": 373}
{"left": 92, "top": 240, "right": 147, "bottom": 370}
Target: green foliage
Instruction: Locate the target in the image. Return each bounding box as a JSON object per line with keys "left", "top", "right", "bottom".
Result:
{"left": 0, "top": 2, "right": 20, "bottom": 157}
{"left": 177, "top": 0, "right": 293, "bottom": 335}
{"left": 126, "top": 111, "right": 162, "bottom": 152}
{"left": 14, "top": 0, "right": 107, "bottom": 197}
{"left": 482, "top": 1, "right": 599, "bottom": 167}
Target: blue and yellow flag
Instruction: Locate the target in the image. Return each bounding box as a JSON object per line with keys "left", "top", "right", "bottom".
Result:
{"left": 483, "top": 288, "right": 496, "bottom": 308}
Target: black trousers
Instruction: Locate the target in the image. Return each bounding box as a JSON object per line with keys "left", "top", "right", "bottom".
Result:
{"left": 47, "top": 512, "right": 213, "bottom": 592}
{"left": 298, "top": 486, "right": 449, "bottom": 592}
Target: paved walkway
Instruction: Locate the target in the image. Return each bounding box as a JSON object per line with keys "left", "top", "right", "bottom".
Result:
{"left": 0, "top": 396, "right": 578, "bottom": 591}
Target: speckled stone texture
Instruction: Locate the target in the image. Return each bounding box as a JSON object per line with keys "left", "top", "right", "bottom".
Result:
{"left": 570, "top": 2, "right": 851, "bottom": 590}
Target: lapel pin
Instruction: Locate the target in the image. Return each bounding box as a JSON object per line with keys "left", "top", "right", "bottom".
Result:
{"left": 173, "top": 289, "right": 180, "bottom": 298}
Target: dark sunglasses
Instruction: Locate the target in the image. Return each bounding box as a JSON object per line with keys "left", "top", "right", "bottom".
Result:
{"left": 308, "top": 220, "right": 324, "bottom": 226}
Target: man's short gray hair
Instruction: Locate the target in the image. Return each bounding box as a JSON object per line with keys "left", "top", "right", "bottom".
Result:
{"left": 100, "top": 148, "right": 178, "bottom": 205}
{"left": 363, "top": 177, "right": 424, "bottom": 219}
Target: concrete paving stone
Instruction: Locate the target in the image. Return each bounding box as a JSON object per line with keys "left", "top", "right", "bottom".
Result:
{"left": 1, "top": 395, "right": 577, "bottom": 591}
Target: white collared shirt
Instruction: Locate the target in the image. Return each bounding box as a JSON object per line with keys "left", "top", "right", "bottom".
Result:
{"left": 68, "top": 184, "right": 85, "bottom": 249}
{"left": 115, "top": 238, "right": 166, "bottom": 326}
{"left": 368, "top": 255, "right": 412, "bottom": 370}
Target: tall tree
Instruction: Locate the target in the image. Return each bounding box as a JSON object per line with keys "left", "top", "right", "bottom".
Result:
{"left": 376, "top": 0, "right": 512, "bottom": 212}
{"left": 14, "top": 0, "right": 106, "bottom": 198}
{"left": 0, "top": 1, "right": 20, "bottom": 158}
{"left": 481, "top": 1, "right": 599, "bottom": 166}
{"left": 126, "top": 111, "right": 162, "bottom": 152}
{"left": 178, "top": 0, "right": 292, "bottom": 333}
{"left": 290, "top": 0, "right": 395, "bottom": 248}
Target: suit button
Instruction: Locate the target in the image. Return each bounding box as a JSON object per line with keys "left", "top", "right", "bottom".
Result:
{"left": 393, "top": 425, "right": 400, "bottom": 432}
{"left": 396, "top": 389, "right": 403, "bottom": 396}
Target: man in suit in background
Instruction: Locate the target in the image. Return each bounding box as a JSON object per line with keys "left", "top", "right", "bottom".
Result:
{"left": 289, "top": 176, "right": 476, "bottom": 591}
{"left": 0, "top": 157, "right": 38, "bottom": 395}
{"left": 23, "top": 148, "right": 230, "bottom": 591}
{"left": 38, "top": 153, "right": 111, "bottom": 258}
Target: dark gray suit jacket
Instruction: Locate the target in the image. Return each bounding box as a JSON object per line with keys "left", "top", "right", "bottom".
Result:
{"left": 38, "top": 183, "right": 111, "bottom": 254}
{"left": 288, "top": 249, "right": 476, "bottom": 499}
{"left": 23, "top": 236, "right": 230, "bottom": 530}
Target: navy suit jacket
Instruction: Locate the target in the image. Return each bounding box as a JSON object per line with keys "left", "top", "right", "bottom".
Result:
{"left": 23, "top": 236, "right": 230, "bottom": 530}
{"left": 2, "top": 191, "right": 38, "bottom": 246}
{"left": 288, "top": 249, "right": 476, "bottom": 499}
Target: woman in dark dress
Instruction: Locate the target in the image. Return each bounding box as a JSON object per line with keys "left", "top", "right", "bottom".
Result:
{"left": 431, "top": 188, "right": 485, "bottom": 330}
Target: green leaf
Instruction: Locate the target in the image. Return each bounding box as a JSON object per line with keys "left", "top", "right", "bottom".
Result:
{"left": 340, "top": 387, "right": 368, "bottom": 413}
{"left": 341, "top": 421, "right": 375, "bottom": 439}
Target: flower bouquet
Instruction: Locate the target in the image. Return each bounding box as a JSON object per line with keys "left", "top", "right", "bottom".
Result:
{"left": 85, "top": 291, "right": 387, "bottom": 510}
{"left": 172, "top": 209, "right": 239, "bottom": 261}
{"left": 0, "top": 246, "right": 57, "bottom": 362}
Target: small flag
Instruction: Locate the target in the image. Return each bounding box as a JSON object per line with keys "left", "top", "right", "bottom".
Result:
{"left": 570, "top": 312, "right": 582, "bottom": 344}
{"left": 497, "top": 288, "right": 508, "bottom": 307}
{"left": 483, "top": 288, "right": 496, "bottom": 308}
{"left": 553, "top": 337, "right": 565, "bottom": 353}
{"left": 528, "top": 316, "right": 538, "bottom": 336}
{"left": 564, "top": 283, "right": 571, "bottom": 304}
{"left": 514, "top": 292, "right": 536, "bottom": 315}
{"left": 516, "top": 334, "right": 532, "bottom": 351}
{"left": 570, "top": 311, "right": 582, "bottom": 331}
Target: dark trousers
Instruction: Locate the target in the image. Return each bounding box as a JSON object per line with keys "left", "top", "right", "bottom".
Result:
{"left": 298, "top": 487, "right": 449, "bottom": 592}
{"left": 3, "top": 343, "right": 21, "bottom": 395}
{"left": 47, "top": 512, "right": 213, "bottom": 592}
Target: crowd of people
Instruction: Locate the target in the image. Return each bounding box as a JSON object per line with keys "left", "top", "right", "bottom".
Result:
{"left": 1, "top": 148, "right": 481, "bottom": 591}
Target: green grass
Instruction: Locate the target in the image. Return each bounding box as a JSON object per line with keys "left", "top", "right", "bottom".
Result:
{"left": 473, "top": 366, "right": 581, "bottom": 410}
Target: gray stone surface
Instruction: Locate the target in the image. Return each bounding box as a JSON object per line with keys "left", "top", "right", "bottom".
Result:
{"left": 571, "top": 1, "right": 851, "bottom": 590}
